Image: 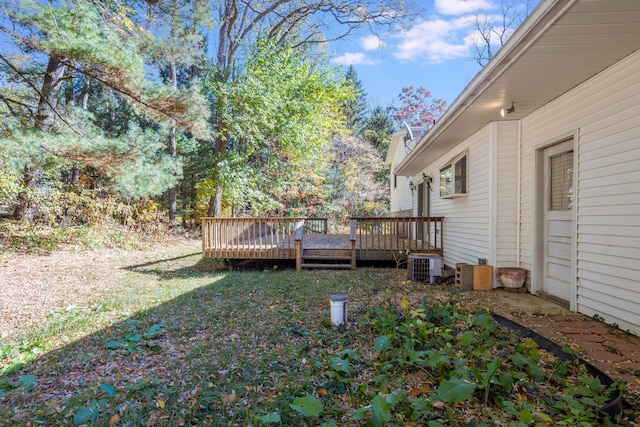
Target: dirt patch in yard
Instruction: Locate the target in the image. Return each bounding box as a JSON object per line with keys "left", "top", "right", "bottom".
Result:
{"left": 0, "top": 238, "right": 207, "bottom": 339}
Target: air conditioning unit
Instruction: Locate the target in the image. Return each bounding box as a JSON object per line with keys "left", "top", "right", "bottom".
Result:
{"left": 408, "top": 254, "right": 443, "bottom": 284}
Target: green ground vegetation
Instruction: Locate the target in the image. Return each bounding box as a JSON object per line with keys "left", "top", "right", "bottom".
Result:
{"left": 0, "top": 248, "right": 635, "bottom": 426}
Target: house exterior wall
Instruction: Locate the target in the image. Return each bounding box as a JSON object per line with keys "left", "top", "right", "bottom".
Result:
{"left": 519, "top": 49, "right": 640, "bottom": 334}
{"left": 389, "top": 141, "right": 415, "bottom": 215}
{"left": 419, "top": 126, "right": 493, "bottom": 269}
{"left": 391, "top": 122, "right": 521, "bottom": 288}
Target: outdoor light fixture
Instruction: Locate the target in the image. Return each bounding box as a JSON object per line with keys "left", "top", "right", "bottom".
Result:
{"left": 500, "top": 102, "right": 515, "bottom": 117}
{"left": 409, "top": 180, "right": 415, "bottom": 192}
{"left": 422, "top": 173, "right": 433, "bottom": 191}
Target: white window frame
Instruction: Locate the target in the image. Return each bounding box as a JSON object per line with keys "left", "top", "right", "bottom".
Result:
{"left": 440, "top": 152, "right": 468, "bottom": 198}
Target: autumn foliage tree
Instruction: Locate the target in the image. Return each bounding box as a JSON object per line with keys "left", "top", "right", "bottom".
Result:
{"left": 387, "top": 86, "right": 447, "bottom": 128}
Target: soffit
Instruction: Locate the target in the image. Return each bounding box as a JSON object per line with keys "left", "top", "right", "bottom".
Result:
{"left": 396, "top": 0, "right": 640, "bottom": 176}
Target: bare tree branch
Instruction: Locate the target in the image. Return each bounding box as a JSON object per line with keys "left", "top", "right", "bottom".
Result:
{"left": 469, "top": 0, "right": 533, "bottom": 67}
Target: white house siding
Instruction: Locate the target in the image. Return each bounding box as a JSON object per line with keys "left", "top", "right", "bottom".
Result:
{"left": 389, "top": 142, "right": 415, "bottom": 215}
{"left": 495, "top": 121, "right": 520, "bottom": 270}
{"left": 424, "top": 126, "right": 492, "bottom": 269}
{"left": 519, "top": 49, "right": 640, "bottom": 334}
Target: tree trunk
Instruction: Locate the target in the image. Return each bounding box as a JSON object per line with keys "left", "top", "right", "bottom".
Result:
{"left": 65, "top": 73, "right": 75, "bottom": 106}
{"left": 207, "top": 185, "right": 223, "bottom": 217}
{"left": 13, "top": 56, "right": 66, "bottom": 220}
{"left": 206, "top": 130, "right": 228, "bottom": 217}
{"left": 81, "top": 78, "right": 91, "bottom": 110}
{"left": 167, "top": 62, "right": 178, "bottom": 228}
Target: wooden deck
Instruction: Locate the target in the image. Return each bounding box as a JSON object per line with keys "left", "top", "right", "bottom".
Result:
{"left": 201, "top": 217, "right": 444, "bottom": 269}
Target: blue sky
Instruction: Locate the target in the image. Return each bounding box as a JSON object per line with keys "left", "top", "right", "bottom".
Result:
{"left": 330, "top": 0, "right": 539, "bottom": 108}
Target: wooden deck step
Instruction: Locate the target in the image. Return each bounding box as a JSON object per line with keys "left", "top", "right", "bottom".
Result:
{"left": 300, "top": 263, "right": 353, "bottom": 269}
{"left": 300, "top": 249, "right": 354, "bottom": 269}
{"left": 302, "top": 254, "right": 352, "bottom": 261}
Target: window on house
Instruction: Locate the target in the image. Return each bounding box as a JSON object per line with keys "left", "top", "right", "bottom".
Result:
{"left": 440, "top": 152, "right": 468, "bottom": 198}
{"left": 440, "top": 165, "right": 452, "bottom": 197}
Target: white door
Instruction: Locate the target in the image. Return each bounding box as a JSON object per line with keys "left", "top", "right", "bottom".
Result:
{"left": 542, "top": 140, "right": 574, "bottom": 302}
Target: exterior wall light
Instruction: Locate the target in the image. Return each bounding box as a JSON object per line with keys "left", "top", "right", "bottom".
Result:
{"left": 500, "top": 102, "right": 515, "bottom": 117}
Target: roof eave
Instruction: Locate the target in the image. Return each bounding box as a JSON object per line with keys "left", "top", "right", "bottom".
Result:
{"left": 394, "top": 0, "right": 577, "bottom": 176}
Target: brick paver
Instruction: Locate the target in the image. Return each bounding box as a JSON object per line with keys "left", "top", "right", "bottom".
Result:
{"left": 495, "top": 298, "right": 640, "bottom": 393}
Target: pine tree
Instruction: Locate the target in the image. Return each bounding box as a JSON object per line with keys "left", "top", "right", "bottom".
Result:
{"left": 364, "top": 105, "right": 395, "bottom": 157}
{"left": 0, "top": 0, "right": 210, "bottom": 221}
{"left": 342, "top": 66, "right": 368, "bottom": 134}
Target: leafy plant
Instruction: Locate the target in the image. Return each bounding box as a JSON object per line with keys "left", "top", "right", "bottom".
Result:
{"left": 0, "top": 264, "right": 630, "bottom": 426}
{"left": 104, "top": 321, "right": 165, "bottom": 354}
{"left": 290, "top": 394, "right": 323, "bottom": 417}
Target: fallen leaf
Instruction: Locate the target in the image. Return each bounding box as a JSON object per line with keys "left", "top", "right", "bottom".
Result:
{"left": 409, "top": 388, "right": 422, "bottom": 397}
{"left": 109, "top": 414, "right": 119, "bottom": 425}
{"left": 222, "top": 390, "right": 237, "bottom": 404}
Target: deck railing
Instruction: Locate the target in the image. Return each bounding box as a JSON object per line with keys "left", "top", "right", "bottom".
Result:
{"left": 352, "top": 217, "right": 444, "bottom": 260}
{"left": 202, "top": 217, "right": 304, "bottom": 260}
{"left": 202, "top": 216, "right": 444, "bottom": 266}
{"left": 304, "top": 218, "right": 328, "bottom": 234}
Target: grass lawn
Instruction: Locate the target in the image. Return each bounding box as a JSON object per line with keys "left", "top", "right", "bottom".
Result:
{"left": 0, "top": 243, "right": 635, "bottom": 426}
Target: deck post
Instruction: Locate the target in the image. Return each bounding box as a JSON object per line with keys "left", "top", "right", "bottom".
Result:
{"left": 201, "top": 219, "right": 206, "bottom": 258}
{"left": 295, "top": 219, "right": 305, "bottom": 271}
{"left": 349, "top": 219, "right": 357, "bottom": 269}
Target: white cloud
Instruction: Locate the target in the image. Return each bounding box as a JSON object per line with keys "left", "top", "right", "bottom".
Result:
{"left": 331, "top": 52, "right": 379, "bottom": 66}
{"left": 393, "top": 17, "right": 474, "bottom": 63}
{"left": 361, "top": 35, "right": 384, "bottom": 51}
{"left": 435, "top": 0, "right": 493, "bottom": 15}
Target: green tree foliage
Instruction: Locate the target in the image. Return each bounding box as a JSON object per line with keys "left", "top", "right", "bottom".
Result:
{"left": 363, "top": 105, "right": 395, "bottom": 158}
{"left": 200, "top": 39, "right": 347, "bottom": 216}
{"left": 0, "top": 0, "right": 209, "bottom": 221}
{"left": 145, "top": 0, "right": 213, "bottom": 227}
{"left": 204, "top": 0, "right": 419, "bottom": 217}
{"left": 0, "top": 0, "right": 421, "bottom": 232}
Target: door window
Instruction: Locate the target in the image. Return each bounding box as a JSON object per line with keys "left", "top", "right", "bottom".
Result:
{"left": 549, "top": 150, "right": 573, "bottom": 211}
